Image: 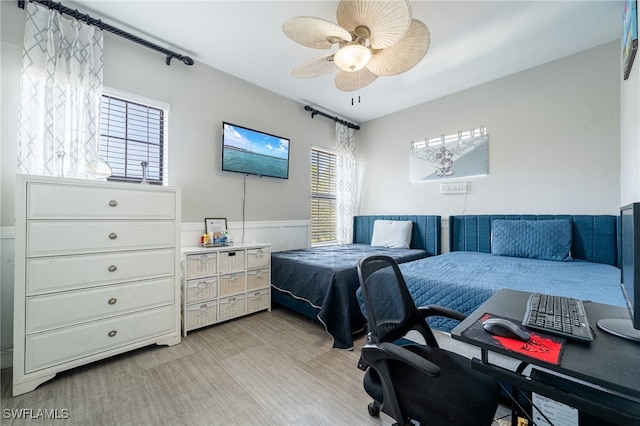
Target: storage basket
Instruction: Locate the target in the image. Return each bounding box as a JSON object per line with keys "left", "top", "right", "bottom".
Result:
{"left": 247, "top": 247, "right": 270, "bottom": 269}
{"left": 246, "top": 268, "right": 269, "bottom": 291}
{"left": 185, "top": 301, "right": 217, "bottom": 329}
{"left": 219, "top": 272, "right": 245, "bottom": 296}
{"left": 185, "top": 253, "right": 217, "bottom": 279}
{"left": 218, "top": 250, "right": 245, "bottom": 274}
{"left": 218, "top": 295, "right": 246, "bottom": 321}
{"left": 246, "top": 289, "right": 270, "bottom": 313}
{"left": 185, "top": 277, "right": 217, "bottom": 304}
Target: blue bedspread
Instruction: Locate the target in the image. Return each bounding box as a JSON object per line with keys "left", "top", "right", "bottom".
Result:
{"left": 357, "top": 251, "right": 625, "bottom": 332}
{"left": 271, "top": 244, "right": 427, "bottom": 349}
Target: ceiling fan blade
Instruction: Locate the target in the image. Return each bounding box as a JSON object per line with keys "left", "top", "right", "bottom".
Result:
{"left": 367, "top": 19, "right": 430, "bottom": 76}
{"left": 283, "top": 16, "right": 352, "bottom": 49}
{"left": 335, "top": 68, "right": 378, "bottom": 91}
{"left": 337, "top": 0, "right": 411, "bottom": 49}
{"left": 292, "top": 54, "right": 339, "bottom": 78}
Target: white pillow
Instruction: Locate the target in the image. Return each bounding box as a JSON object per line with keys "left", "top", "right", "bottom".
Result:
{"left": 370, "top": 220, "right": 413, "bottom": 249}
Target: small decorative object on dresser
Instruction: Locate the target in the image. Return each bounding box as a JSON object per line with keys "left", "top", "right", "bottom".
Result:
{"left": 181, "top": 243, "right": 271, "bottom": 336}
{"left": 12, "top": 174, "right": 182, "bottom": 396}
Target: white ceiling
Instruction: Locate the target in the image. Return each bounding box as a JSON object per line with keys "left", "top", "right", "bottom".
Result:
{"left": 65, "top": 1, "right": 623, "bottom": 124}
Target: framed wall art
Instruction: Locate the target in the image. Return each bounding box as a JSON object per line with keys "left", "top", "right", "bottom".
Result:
{"left": 409, "top": 127, "right": 489, "bottom": 183}
{"left": 205, "top": 218, "right": 227, "bottom": 235}
{"left": 623, "top": 0, "right": 638, "bottom": 80}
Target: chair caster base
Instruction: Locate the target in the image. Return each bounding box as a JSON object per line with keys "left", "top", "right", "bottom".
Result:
{"left": 368, "top": 401, "right": 381, "bottom": 417}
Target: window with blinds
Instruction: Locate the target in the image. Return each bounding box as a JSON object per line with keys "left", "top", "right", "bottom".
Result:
{"left": 99, "top": 94, "right": 166, "bottom": 184}
{"left": 311, "top": 147, "right": 337, "bottom": 245}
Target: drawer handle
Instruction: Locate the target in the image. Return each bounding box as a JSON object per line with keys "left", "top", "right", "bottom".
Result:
{"left": 109, "top": 200, "right": 118, "bottom": 207}
{"left": 108, "top": 330, "right": 117, "bottom": 337}
{"left": 108, "top": 298, "right": 117, "bottom": 305}
{"left": 108, "top": 265, "right": 117, "bottom": 272}
{"left": 108, "top": 232, "right": 118, "bottom": 240}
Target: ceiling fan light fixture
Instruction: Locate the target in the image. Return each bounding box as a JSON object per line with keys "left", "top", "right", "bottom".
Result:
{"left": 333, "top": 44, "right": 371, "bottom": 72}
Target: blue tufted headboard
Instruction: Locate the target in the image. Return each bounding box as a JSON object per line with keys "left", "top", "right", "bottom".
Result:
{"left": 352, "top": 215, "right": 441, "bottom": 256}
{"left": 448, "top": 215, "right": 619, "bottom": 267}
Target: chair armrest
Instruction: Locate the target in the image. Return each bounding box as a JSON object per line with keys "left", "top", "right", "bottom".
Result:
{"left": 418, "top": 304, "right": 466, "bottom": 322}
{"left": 360, "top": 342, "right": 441, "bottom": 377}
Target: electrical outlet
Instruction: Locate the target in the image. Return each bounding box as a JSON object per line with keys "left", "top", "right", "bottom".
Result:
{"left": 440, "top": 182, "right": 467, "bottom": 194}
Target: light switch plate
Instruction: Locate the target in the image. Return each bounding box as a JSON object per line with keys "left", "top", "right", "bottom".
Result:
{"left": 440, "top": 182, "right": 467, "bottom": 194}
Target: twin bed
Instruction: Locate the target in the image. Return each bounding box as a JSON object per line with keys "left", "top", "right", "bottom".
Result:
{"left": 271, "top": 214, "right": 625, "bottom": 349}
{"left": 271, "top": 215, "right": 441, "bottom": 349}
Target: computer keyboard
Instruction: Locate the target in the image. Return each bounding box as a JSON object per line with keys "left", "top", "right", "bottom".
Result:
{"left": 522, "top": 293, "right": 593, "bottom": 342}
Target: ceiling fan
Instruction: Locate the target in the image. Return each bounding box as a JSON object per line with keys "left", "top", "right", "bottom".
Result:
{"left": 283, "top": 0, "right": 430, "bottom": 92}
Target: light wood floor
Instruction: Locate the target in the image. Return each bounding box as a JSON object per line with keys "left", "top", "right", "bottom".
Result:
{"left": 1, "top": 306, "right": 510, "bottom": 425}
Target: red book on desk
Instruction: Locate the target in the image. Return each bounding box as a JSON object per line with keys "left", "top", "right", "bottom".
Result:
{"left": 462, "top": 313, "right": 566, "bottom": 365}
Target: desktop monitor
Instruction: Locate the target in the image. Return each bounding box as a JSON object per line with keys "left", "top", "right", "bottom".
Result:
{"left": 597, "top": 202, "right": 640, "bottom": 342}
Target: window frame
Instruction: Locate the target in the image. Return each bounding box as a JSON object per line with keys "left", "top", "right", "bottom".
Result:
{"left": 310, "top": 146, "right": 337, "bottom": 246}
{"left": 99, "top": 87, "right": 170, "bottom": 185}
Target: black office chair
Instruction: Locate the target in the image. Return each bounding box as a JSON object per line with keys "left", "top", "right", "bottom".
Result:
{"left": 356, "top": 255, "right": 501, "bottom": 426}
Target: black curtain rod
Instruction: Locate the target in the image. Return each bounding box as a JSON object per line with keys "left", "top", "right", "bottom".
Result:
{"left": 304, "top": 105, "right": 360, "bottom": 130}
{"left": 17, "top": 0, "right": 194, "bottom": 66}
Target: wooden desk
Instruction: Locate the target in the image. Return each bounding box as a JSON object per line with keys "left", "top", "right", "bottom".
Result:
{"left": 451, "top": 289, "right": 640, "bottom": 424}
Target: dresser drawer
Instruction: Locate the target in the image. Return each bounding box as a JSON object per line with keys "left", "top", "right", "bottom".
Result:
{"left": 26, "top": 277, "right": 176, "bottom": 334}
{"left": 27, "top": 182, "right": 176, "bottom": 220}
{"left": 27, "top": 249, "right": 175, "bottom": 295}
{"left": 184, "top": 301, "right": 217, "bottom": 330}
{"left": 28, "top": 221, "right": 175, "bottom": 257}
{"left": 25, "top": 305, "right": 175, "bottom": 373}
{"left": 218, "top": 294, "right": 246, "bottom": 321}
{"left": 184, "top": 277, "right": 218, "bottom": 304}
{"left": 219, "top": 272, "right": 245, "bottom": 297}
{"left": 246, "top": 289, "right": 270, "bottom": 314}
{"left": 246, "top": 268, "right": 270, "bottom": 291}
{"left": 247, "top": 247, "right": 270, "bottom": 269}
{"left": 219, "top": 250, "right": 245, "bottom": 273}
{"left": 185, "top": 253, "right": 217, "bottom": 279}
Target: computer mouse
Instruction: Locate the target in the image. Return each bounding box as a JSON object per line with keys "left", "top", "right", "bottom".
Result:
{"left": 482, "top": 317, "right": 531, "bottom": 341}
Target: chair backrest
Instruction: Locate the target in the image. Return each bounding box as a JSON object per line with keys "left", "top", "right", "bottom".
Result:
{"left": 357, "top": 255, "right": 431, "bottom": 344}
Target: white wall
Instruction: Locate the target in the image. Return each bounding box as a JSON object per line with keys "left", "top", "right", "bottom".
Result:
{"left": 357, "top": 42, "right": 621, "bottom": 217}
{"left": 620, "top": 38, "right": 640, "bottom": 205}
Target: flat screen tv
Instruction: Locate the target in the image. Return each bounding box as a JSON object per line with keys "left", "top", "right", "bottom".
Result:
{"left": 221, "top": 122, "right": 290, "bottom": 179}
{"left": 597, "top": 202, "right": 640, "bottom": 342}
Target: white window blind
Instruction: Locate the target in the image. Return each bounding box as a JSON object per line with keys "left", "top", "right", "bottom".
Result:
{"left": 311, "top": 147, "right": 337, "bottom": 245}
{"left": 99, "top": 93, "right": 167, "bottom": 184}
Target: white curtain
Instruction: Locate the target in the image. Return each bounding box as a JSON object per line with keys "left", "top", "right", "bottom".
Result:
{"left": 18, "top": 2, "right": 104, "bottom": 178}
{"left": 335, "top": 122, "right": 358, "bottom": 245}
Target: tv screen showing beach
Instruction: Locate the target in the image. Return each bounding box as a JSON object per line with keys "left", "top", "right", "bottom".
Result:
{"left": 222, "top": 122, "right": 290, "bottom": 179}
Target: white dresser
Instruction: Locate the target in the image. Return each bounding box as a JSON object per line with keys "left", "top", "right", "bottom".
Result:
{"left": 13, "top": 175, "right": 181, "bottom": 396}
{"left": 181, "top": 243, "right": 271, "bottom": 336}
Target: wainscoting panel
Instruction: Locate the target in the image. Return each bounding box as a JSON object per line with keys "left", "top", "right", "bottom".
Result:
{"left": 180, "top": 220, "right": 311, "bottom": 252}
{"left": 1, "top": 226, "right": 15, "bottom": 369}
